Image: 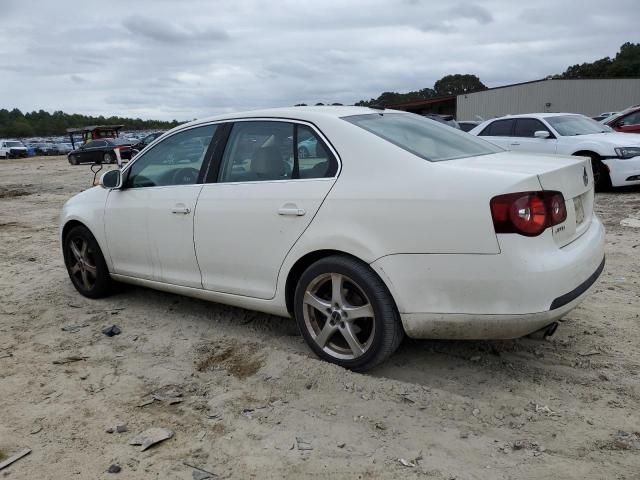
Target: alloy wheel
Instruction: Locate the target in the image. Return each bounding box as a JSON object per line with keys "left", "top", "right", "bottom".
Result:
{"left": 302, "top": 273, "right": 376, "bottom": 360}
{"left": 67, "top": 236, "right": 98, "bottom": 291}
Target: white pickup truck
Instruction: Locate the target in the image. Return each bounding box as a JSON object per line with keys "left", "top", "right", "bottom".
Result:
{"left": 0, "top": 139, "right": 28, "bottom": 159}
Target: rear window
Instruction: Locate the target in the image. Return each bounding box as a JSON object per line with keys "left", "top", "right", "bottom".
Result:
{"left": 343, "top": 113, "right": 501, "bottom": 162}
{"left": 479, "top": 119, "right": 514, "bottom": 137}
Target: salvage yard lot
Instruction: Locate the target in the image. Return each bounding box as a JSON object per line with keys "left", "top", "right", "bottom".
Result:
{"left": 1, "top": 156, "right": 639, "bottom": 479}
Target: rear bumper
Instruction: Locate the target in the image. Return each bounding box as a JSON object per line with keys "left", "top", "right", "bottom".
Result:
{"left": 602, "top": 156, "right": 640, "bottom": 186}
{"left": 371, "top": 215, "right": 605, "bottom": 339}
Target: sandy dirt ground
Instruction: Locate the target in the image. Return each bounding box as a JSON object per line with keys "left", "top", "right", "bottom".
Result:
{"left": 1, "top": 155, "right": 639, "bottom": 479}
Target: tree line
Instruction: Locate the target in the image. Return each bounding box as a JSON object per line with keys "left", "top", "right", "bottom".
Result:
{"left": 0, "top": 109, "right": 181, "bottom": 138}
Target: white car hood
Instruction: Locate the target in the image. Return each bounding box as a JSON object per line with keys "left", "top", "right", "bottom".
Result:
{"left": 569, "top": 132, "right": 640, "bottom": 147}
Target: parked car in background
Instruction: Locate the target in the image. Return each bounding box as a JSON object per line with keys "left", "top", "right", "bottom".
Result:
{"left": 423, "top": 113, "right": 461, "bottom": 129}
{"left": 28, "top": 142, "right": 54, "bottom": 156}
{"left": 56, "top": 143, "right": 74, "bottom": 154}
{"left": 68, "top": 138, "right": 134, "bottom": 165}
{"left": 470, "top": 113, "right": 640, "bottom": 190}
{"left": 458, "top": 120, "right": 480, "bottom": 132}
{"left": 0, "top": 139, "right": 28, "bottom": 158}
{"left": 131, "top": 132, "right": 164, "bottom": 154}
{"left": 60, "top": 106, "right": 604, "bottom": 370}
{"left": 592, "top": 112, "right": 618, "bottom": 122}
{"left": 604, "top": 105, "right": 640, "bottom": 134}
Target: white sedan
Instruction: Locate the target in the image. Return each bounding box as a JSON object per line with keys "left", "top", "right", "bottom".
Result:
{"left": 469, "top": 113, "right": 640, "bottom": 190}
{"left": 60, "top": 107, "right": 605, "bottom": 371}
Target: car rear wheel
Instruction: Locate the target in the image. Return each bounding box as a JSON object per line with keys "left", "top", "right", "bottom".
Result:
{"left": 294, "top": 255, "right": 404, "bottom": 371}
{"left": 63, "top": 225, "right": 113, "bottom": 298}
{"left": 69, "top": 155, "right": 80, "bottom": 165}
{"left": 104, "top": 152, "right": 115, "bottom": 164}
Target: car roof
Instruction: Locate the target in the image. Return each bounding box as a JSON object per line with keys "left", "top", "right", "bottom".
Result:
{"left": 487, "top": 113, "right": 581, "bottom": 120}
{"left": 176, "top": 106, "right": 397, "bottom": 130}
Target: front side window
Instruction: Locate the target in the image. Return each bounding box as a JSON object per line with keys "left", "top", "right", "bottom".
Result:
{"left": 344, "top": 113, "right": 501, "bottom": 162}
{"left": 126, "top": 124, "right": 216, "bottom": 188}
{"left": 514, "top": 118, "right": 551, "bottom": 138}
{"left": 622, "top": 111, "right": 640, "bottom": 126}
{"left": 218, "top": 121, "right": 337, "bottom": 182}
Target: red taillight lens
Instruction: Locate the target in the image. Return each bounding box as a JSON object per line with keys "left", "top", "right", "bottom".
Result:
{"left": 490, "top": 191, "right": 566, "bottom": 237}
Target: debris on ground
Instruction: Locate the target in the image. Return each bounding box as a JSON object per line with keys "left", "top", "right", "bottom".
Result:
{"left": 106, "top": 423, "right": 127, "bottom": 434}
{"left": 102, "top": 325, "right": 122, "bottom": 337}
{"left": 0, "top": 448, "right": 31, "bottom": 471}
{"left": 52, "top": 355, "right": 88, "bottom": 365}
{"left": 129, "top": 428, "right": 174, "bottom": 451}
{"left": 606, "top": 431, "right": 640, "bottom": 451}
{"left": 184, "top": 462, "right": 217, "bottom": 479}
{"left": 398, "top": 458, "right": 416, "bottom": 468}
{"left": 61, "top": 323, "right": 89, "bottom": 333}
{"left": 107, "top": 464, "right": 121, "bottom": 473}
{"left": 296, "top": 437, "right": 313, "bottom": 451}
{"left": 0, "top": 352, "right": 13, "bottom": 360}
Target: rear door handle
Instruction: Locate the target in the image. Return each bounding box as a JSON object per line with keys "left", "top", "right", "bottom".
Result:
{"left": 171, "top": 205, "right": 191, "bottom": 215}
{"left": 278, "top": 205, "right": 306, "bottom": 216}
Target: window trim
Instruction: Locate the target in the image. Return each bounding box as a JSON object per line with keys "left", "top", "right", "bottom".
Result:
{"left": 120, "top": 123, "right": 222, "bottom": 190}
{"left": 204, "top": 117, "right": 341, "bottom": 185}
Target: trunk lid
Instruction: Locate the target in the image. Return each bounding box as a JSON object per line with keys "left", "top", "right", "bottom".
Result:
{"left": 449, "top": 151, "right": 594, "bottom": 247}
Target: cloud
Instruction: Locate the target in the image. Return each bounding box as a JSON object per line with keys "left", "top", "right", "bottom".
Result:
{"left": 0, "top": 0, "right": 637, "bottom": 120}
{"left": 122, "top": 17, "right": 229, "bottom": 44}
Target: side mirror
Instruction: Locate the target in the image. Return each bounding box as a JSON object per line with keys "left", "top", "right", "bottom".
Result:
{"left": 99, "top": 169, "right": 122, "bottom": 189}
{"left": 534, "top": 130, "right": 551, "bottom": 139}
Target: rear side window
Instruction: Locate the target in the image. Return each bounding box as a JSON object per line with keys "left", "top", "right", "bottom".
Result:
{"left": 479, "top": 119, "right": 514, "bottom": 137}
{"left": 218, "top": 121, "right": 337, "bottom": 183}
{"left": 344, "top": 113, "right": 501, "bottom": 162}
{"left": 514, "top": 118, "right": 551, "bottom": 137}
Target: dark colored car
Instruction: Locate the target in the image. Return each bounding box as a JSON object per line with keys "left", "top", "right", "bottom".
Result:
{"left": 131, "top": 132, "right": 164, "bottom": 154}
{"left": 68, "top": 138, "right": 134, "bottom": 165}
{"left": 423, "top": 114, "right": 461, "bottom": 129}
{"left": 604, "top": 106, "right": 640, "bottom": 134}
{"left": 458, "top": 121, "right": 480, "bottom": 132}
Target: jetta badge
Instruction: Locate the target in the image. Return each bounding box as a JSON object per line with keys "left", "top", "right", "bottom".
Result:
{"left": 583, "top": 167, "right": 588, "bottom": 187}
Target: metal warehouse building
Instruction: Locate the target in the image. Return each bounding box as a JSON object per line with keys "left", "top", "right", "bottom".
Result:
{"left": 387, "top": 78, "right": 640, "bottom": 121}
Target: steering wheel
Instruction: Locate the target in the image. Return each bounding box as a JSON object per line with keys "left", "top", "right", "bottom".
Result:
{"left": 171, "top": 167, "right": 200, "bottom": 185}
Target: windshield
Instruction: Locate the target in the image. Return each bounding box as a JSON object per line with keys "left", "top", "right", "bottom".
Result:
{"left": 343, "top": 113, "right": 501, "bottom": 162}
{"left": 7, "top": 141, "right": 23, "bottom": 147}
{"left": 546, "top": 115, "right": 612, "bottom": 136}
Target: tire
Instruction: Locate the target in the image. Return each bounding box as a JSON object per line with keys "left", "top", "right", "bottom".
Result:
{"left": 69, "top": 155, "right": 80, "bottom": 165}
{"left": 104, "top": 152, "right": 115, "bottom": 164}
{"left": 63, "top": 225, "right": 113, "bottom": 299}
{"left": 294, "top": 255, "right": 404, "bottom": 371}
{"left": 584, "top": 154, "right": 611, "bottom": 191}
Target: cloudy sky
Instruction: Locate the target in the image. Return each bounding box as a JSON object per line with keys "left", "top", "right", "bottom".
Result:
{"left": 1, "top": 0, "right": 637, "bottom": 120}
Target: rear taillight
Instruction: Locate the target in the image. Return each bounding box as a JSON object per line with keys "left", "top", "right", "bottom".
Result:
{"left": 490, "top": 191, "right": 567, "bottom": 237}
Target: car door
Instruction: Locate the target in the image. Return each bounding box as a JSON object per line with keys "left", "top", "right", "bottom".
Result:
{"left": 614, "top": 111, "right": 640, "bottom": 134}
{"left": 194, "top": 120, "right": 339, "bottom": 299}
{"left": 476, "top": 119, "right": 516, "bottom": 149}
{"left": 104, "top": 124, "right": 219, "bottom": 287}
{"left": 510, "top": 118, "right": 558, "bottom": 154}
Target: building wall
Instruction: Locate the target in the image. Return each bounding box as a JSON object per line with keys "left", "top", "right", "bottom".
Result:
{"left": 456, "top": 79, "right": 640, "bottom": 120}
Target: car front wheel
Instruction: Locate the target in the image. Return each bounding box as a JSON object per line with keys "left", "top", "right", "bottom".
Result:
{"left": 294, "top": 255, "right": 404, "bottom": 371}
{"left": 63, "top": 225, "right": 113, "bottom": 298}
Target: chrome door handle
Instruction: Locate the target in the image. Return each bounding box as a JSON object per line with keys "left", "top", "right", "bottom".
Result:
{"left": 171, "top": 206, "right": 191, "bottom": 215}
{"left": 278, "top": 206, "right": 306, "bottom": 216}
{"left": 510, "top": 142, "right": 520, "bottom": 146}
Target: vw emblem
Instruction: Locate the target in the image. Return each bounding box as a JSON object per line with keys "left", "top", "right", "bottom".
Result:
{"left": 583, "top": 167, "right": 588, "bottom": 187}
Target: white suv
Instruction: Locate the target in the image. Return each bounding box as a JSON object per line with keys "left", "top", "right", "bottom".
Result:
{"left": 470, "top": 113, "right": 640, "bottom": 190}
{"left": 0, "top": 139, "right": 28, "bottom": 159}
